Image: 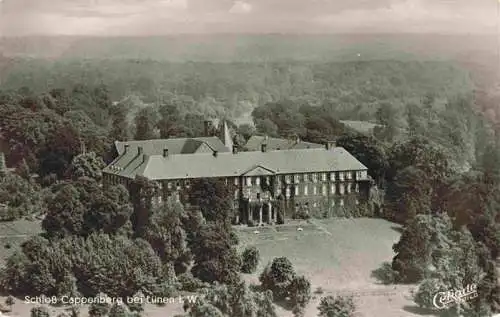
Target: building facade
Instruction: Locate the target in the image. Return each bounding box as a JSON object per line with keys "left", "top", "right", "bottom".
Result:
{"left": 103, "top": 138, "right": 371, "bottom": 226}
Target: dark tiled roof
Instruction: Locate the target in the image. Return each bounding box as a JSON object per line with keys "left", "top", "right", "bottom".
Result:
{"left": 244, "top": 136, "right": 324, "bottom": 151}
{"left": 103, "top": 147, "right": 368, "bottom": 181}
{"left": 114, "top": 137, "right": 229, "bottom": 156}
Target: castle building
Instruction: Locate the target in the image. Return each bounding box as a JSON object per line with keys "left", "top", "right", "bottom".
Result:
{"left": 102, "top": 124, "right": 371, "bottom": 225}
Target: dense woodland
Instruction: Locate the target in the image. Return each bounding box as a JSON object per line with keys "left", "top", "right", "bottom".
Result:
{"left": 0, "top": 58, "right": 498, "bottom": 317}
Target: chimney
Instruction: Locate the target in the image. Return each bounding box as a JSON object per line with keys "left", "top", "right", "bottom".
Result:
{"left": 204, "top": 120, "right": 211, "bottom": 137}
{"left": 138, "top": 146, "right": 143, "bottom": 155}
{"left": 163, "top": 148, "right": 169, "bottom": 157}
{"left": 213, "top": 150, "right": 218, "bottom": 157}
{"left": 124, "top": 144, "right": 129, "bottom": 153}
{"left": 232, "top": 145, "right": 238, "bottom": 154}
{"left": 261, "top": 143, "right": 267, "bottom": 152}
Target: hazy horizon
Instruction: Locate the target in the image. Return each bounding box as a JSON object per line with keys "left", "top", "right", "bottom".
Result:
{"left": 1, "top": 0, "right": 498, "bottom": 36}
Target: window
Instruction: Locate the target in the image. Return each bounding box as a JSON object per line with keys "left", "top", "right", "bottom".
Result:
{"left": 330, "top": 172, "right": 336, "bottom": 181}
{"left": 346, "top": 184, "right": 351, "bottom": 193}
{"left": 355, "top": 184, "right": 359, "bottom": 193}
{"left": 234, "top": 190, "right": 239, "bottom": 200}
{"left": 295, "top": 186, "right": 299, "bottom": 196}
{"left": 256, "top": 177, "right": 261, "bottom": 186}
{"left": 346, "top": 172, "right": 352, "bottom": 180}
{"left": 304, "top": 185, "right": 308, "bottom": 196}
{"left": 313, "top": 202, "right": 317, "bottom": 208}
{"left": 331, "top": 199, "right": 336, "bottom": 206}
{"left": 285, "top": 175, "right": 291, "bottom": 183}
{"left": 339, "top": 185, "right": 344, "bottom": 195}
{"left": 339, "top": 172, "right": 344, "bottom": 181}
{"left": 331, "top": 184, "right": 336, "bottom": 194}
{"left": 322, "top": 173, "right": 327, "bottom": 181}
{"left": 312, "top": 173, "right": 318, "bottom": 183}
{"left": 265, "top": 176, "right": 270, "bottom": 185}
{"left": 355, "top": 199, "right": 359, "bottom": 205}
{"left": 175, "top": 192, "right": 180, "bottom": 202}
{"left": 340, "top": 198, "right": 344, "bottom": 206}
{"left": 294, "top": 174, "right": 299, "bottom": 183}
{"left": 322, "top": 184, "right": 327, "bottom": 196}
{"left": 246, "top": 177, "right": 252, "bottom": 186}
{"left": 286, "top": 187, "right": 291, "bottom": 197}
{"left": 167, "top": 182, "right": 172, "bottom": 189}
{"left": 313, "top": 185, "right": 317, "bottom": 195}
{"left": 234, "top": 178, "right": 239, "bottom": 186}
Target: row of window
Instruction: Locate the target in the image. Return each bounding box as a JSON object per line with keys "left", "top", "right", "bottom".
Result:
{"left": 238, "top": 171, "right": 368, "bottom": 186}
{"left": 288, "top": 183, "right": 358, "bottom": 196}
{"left": 295, "top": 197, "right": 360, "bottom": 209}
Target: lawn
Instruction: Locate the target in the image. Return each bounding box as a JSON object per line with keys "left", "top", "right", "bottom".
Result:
{"left": 237, "top": 218, "right": 432, "bottom": 317}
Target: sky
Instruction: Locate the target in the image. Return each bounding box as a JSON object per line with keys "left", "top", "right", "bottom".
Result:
{"left": 0, "top": 0, "right": 498, "bottom": 36}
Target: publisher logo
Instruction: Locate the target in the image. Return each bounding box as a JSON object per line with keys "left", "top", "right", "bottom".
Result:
{"left": 432, "top": 284, "right": 478, "bottom": 309}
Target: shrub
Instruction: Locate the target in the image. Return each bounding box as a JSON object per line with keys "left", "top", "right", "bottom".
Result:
{"left": 178, "top": 272, "right": 206, "bottom": 292}
{"left": 5, "top": 295, "right": 15, "bottom": 307}
{"left": 108, "top": 303, "right": 130, "bottom": 317}
{"left": 317, "top": 295, "right": 356, "bottom": 317}
{"left": 240, "top": 246, "right": 260, "bottom": 274}
{"left": 30, "top": 306, "right": 51, "bottom": 317}
{"left": 289, "top": 275, "right": 312, "bottom": 310}
{"left": 88, "top": 293, "right": 111, "bottom": 317}
{"left": 127, "top": 291, "right": 145, "bottom": 313}
{"left": 259, "top": 257, "right": 297, "bottom": 300}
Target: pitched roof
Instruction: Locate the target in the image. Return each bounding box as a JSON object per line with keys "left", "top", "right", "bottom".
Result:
{"left": 114, "top": 137, "right": 229, "bottom": 156}
{"left": 103, "top": 147, "right": 368, "bottom": 181}
{"left": 244, "top": 136, "right": 324, "bottom": 151}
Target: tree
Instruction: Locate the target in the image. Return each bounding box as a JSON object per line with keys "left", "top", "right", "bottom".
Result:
{"left": 66, "top": 152, "right": 106, "bottom": 181}
{"left": 240, "top": 246, "right": 260, "bottom": 274}
{"left": 129, "top": 176, "right": 160, "bottom": 237}
{"left": 134, "top": 106, "right": 158, "bottom": 140}
{"left": 374, "top": 102, "right": 398, "bottom": 143}
{"left": 43, "top": 180, "right": 133, "bottom": 238}
{"left": 259, "top": 257, "right": 297, "bottom": 300}
{"left": 109, "top": 103, "right": 129, "bottom": 142}
{"left": 140, "top": 200, "right": 191, "bottom": 274}
{"left": 0, "top": 173, "right": 45, "bottom": 221}
{"left": 188, "top": 178, "right": 233, "bottom": 225}
{"left": 385, "top": 166, "right": 432, "bottom": 223}
{"left": 392, "top": 214, "right": 449, "bottom": 283}
{"left": 387, "top": 137, "right": 450, "bottom": 182}
{"left": 157, "top": 103, "right": 182, "bottom": 138}
{"left": 336, "top": 133, "right": 389, "bottom": 186}
{"left": 185, "top": 281, "right": 277, "bottom": 317}
{"left": 38, "top": 124, "right": 81, "bottom": 178}
{"left": 317, "top": 295, "right": 356, "bottom": 317}
{"left": 191, "top": 222, "right": 241, "bottom": 285}
{"left": 289, "top": 275, "right": 311, "bottom": 317}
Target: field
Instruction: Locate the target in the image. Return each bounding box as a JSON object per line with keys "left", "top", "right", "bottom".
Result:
{"left": 237, "top": 218, "right": 430, "bottom": 317}
{"left": 0, "top": 218, "right": 434, "bottom": 317}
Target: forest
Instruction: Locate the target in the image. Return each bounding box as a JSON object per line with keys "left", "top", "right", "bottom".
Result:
{"left": 0, "top": 55, "right": 498, "bottom": 317}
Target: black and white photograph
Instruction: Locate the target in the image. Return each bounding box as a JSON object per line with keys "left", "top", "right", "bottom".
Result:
{"left": 0, "top": 0, "right": 499, "bottom": 316}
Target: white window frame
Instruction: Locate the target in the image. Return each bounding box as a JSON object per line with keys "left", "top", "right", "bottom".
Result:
{"left": 256, "top": 177, "right": 261, "bottom": 186}
{"left": 234, "top": 177, "right": 239, "bottom": 186}
{"left": 330, "top": 172, "right": 336, "bottom": 181}
{"left": 246, "top": 177, "right": 252, "bottom": 186}
{"left": 304, "top": 184, "right": 308, "bottom": 196}
{"left": 295, "top": 186, "right": 299, "bottom": 196}
{"left": 331, "top": 184, "right": 336, "bottom": 194}
{"left": 322, "top": 184, "right": 327, "bottom": 196}
{"left": 322, "top": 173, "right": 327, "bottom": 181}
{"left": 313, "top": 185, "right": 317, "bottom": 195}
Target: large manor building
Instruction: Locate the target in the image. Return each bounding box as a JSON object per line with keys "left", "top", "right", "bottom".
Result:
{"left": 103, "top": 121, "right": 371, "bottom": 225}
